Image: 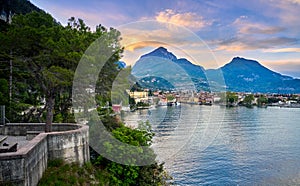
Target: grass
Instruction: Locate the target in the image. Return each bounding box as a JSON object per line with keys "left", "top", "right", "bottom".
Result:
{"left": 38, "top": 159, "right": 111, "bottom": 186}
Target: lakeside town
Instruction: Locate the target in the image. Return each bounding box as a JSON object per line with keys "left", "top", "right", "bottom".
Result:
{"left": 112, "top": 89, "right": 300, "bottom": 113}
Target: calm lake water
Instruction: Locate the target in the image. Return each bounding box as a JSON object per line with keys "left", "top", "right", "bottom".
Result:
{"left": 122, "top": 104, "right": 300, "bottom": 185}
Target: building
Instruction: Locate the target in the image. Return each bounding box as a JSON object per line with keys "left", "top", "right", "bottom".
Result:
{"left": 129, "top": 90, "right": 149, "bottom": 103}
{"left": 112, "top": 104, "right": 122, "bottom": 113}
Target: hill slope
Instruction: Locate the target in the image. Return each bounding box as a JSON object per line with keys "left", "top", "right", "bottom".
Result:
{"left": 207, "top": 57, "right": 300, "bottom": 93}
{"left": 132, "top": 47, "right": 208, "bottom": 91}
{"left": 132, "top": 47, "right": 300, "bottom": 93}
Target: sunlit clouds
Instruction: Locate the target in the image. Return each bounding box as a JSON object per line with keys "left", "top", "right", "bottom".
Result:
{"left": 233, "top": 16, "right": 285, "bottom": 35}
{"left": 125, "top": 41, "right": 165, "bottom": 52}
{"left": 155, "top": 9, "right": 210, "bottom": 30}
{"left": 215, "top": 37, "right": 298, "bottom": 52}
{"left": 212, "top": 15, "right": 298, "bottom": 52}
{"left": 264, "top": 48, "right": 300, "bottom": 53}
{"left": 287, "top": 0, "right": 300, "bottom": 5}
{"left": 118, "top": 21, "right": 218, "bottom": 68}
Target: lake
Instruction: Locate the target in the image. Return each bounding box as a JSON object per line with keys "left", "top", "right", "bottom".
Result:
{"left": 122, "top": 104, "right": 300, "bottom": 185}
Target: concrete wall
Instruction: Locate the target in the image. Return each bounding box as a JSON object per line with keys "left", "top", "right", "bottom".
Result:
{"left": 47, "top": 126, "right": 90, "bottom": 164}
{"left": 0, "top": 133, "right": 48, "bottom": 185}
{"left": 1, "top": 123, "right": 81, "bottom": 136}
{"left": 0, "top": 123, "right": 89, "bottom": 186}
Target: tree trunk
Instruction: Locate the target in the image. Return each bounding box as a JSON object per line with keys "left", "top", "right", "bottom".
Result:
{"left": 45, "top": 96, "right": 55, "bottom": 132}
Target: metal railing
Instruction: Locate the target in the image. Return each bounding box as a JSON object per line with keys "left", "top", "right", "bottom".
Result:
{"left": 0, "top": 105, "right": 9, "bottom": 125}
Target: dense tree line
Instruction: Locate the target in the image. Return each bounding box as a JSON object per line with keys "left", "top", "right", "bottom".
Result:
{"left": 0, "top": 11, "right": 122, "bottom": 130}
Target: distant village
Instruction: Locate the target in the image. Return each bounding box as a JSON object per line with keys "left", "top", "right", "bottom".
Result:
{"left": 112, "top": 89, "right": 300, "bottom": 113}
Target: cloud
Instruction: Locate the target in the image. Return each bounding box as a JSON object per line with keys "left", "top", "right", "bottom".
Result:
{"left": 233, "top": 16, "right": 285, "bottom": 35}
{"left": 155, "top": 9, "right": 210, "bottom": 30}
{"left": 288, "top": 0, "right": 300, "bottom": 4}
{"left": 125, "top": 41, "right": 166, "bottom": 51}
{"left": 265, "top": 0, "right": 300, "bottom": 34}
{"left": 119, "top": 22, "right": 205, "bottom": 52}
{"left": 239, "top": 24, "right": 284, "bottom": 35}
{"left": 118, "top": 21, "right": 217, "bottom": 67}
{"left": 215, "top": 37, "right": 298, "bottom": 51}
{"left": 263, "top": 48, "right": 300, "bottom": 53}
{"left": 213, "top": 15, "right": 299, "bottom": 52}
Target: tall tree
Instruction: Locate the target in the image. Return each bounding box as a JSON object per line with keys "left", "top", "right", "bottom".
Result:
{"left": 0, "top": 11, "right": 123, "bottom": 131}
{"left": 5, "top": 12, "right": 75, "bottom": 131}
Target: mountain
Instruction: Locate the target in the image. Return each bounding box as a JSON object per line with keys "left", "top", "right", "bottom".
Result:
{"left": 140, "top": 46, "right": 177, "bottom": 61}
{"left": 132, "top": 47, "right": 208, "bottom": 91}
{"left": 207, "top": 57, "right": 300, "bottom": 93}
{"left": 132, "top": 47, "right": 300, "bottom": 93}
{"left": 138, "top": 47, "right": 206, "bottom": 79}
{"left": 138, "top": 76, "right": 175, "bottom": 90}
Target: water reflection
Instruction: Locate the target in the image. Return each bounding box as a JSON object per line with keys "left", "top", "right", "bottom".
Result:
{"left": 122, "top": 106, "right": 300, "bottom": 185}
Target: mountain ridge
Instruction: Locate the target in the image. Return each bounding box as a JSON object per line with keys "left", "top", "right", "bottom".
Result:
{"left": 132, "top": 47, "right": 300, "bottom": 93}
{"left": 140, "top": 46, "right": 177, "bottom": 61}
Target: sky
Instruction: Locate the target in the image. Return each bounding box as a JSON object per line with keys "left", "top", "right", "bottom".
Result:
{"left": 31, "top": 0, "right": 300, "bottom": 78}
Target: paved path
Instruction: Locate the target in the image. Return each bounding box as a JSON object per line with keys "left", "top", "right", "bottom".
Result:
{"left": 0, "top": 135, "right": 29, "bottom": 150}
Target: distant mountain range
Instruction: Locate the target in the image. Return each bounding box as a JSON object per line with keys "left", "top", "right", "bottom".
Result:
{"left": 132, "top": 47, "right": 300, "bottom": 93}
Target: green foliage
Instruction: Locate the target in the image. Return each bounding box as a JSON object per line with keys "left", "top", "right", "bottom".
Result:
{"left": 0, "top": 0, "right": 42, "bottom": 23}
{"left": 1, "top": 9, "right": 169, "bottom": 185}
{"left": 257, "top": 95, "right": 268, "bottom": 106}
{"left": 42, "top": 66, "right": 74, "bottom": 89}
{"left": 268, "top": 97, "right": 280, "bottom": 103}
{"left": 0, "top": 11, "right": 123, "bottom": 128}
{"left": 38, "top": 160, "right": 110, "bottom": 186}
{"left": 166, "top": 95, "right": 175, "bottom": 101}
{"left": 217, "top": 92, "right": 238, "bottom": 107}
{"left": 130, "top": 81, "right": 144, "bottom": 92}
{"left": 243, "top": 94, "right": 254, "bottom": 107}
{"left": 92, "top": 119, "right": 170, "bottom": 185}
{"left": 40, "top": 158, "right": 170, "bottom": 186}
{"left": 129, "top": 96, "right": 136, "bottom": 107}
{"left": 136, "top": 102, "right": 150, "bottom": 107}
{"left": 106, "top": 163, "right": 140, "bottom": 185}
{"left": 111, "top": 67, "right": 132, "bottom": 106}
{"left": 100, "top": 114, "right": 122, "bottom": 131}
{"left": 0, "top": 78, "right": 9, "bottom": 105}
{"left": 47, "top": 159, "right": 64, "bottom": 167}
{"left": 112, "top": 125, "right": 153, "bottom": 147}
{"left": 226, "top": 92, "right": 238, "bottom": 104}
{"left": 53, "top": 113, "right": 63, "bottom": 123}
{"left": 290, "top": 94, "right": 298, "bottom": 101}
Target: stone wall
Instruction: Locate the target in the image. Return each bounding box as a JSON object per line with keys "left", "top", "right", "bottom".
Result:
{"left": 0, "top": 123, "right": 89, "bottom": 186}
